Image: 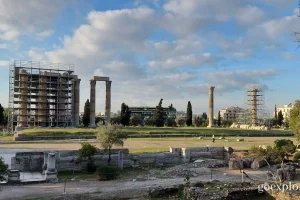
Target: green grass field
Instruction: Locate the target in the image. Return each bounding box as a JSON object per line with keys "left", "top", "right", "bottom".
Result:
{"left": 20, "top": 126, "right": 293, "bottom": 138}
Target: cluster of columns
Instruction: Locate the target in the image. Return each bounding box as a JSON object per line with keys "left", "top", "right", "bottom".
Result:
{"left": 89, "top": 76, "right": 112, "bottom": 127}
{"left": 208, "top": 86, "right": 215, "bottom": 128}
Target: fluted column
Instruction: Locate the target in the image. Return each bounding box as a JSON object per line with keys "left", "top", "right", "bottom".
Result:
{"left": 208, "top": 86, "right": 215, "bottom": 128}
{"left": 89, "top": 80, "right": 96, "bottom": 127}
{"left": 105, "top": 80, "right": 112, "bottom": 124}
{"left": 73, "top": 78, "right": 81, "bottom": 127}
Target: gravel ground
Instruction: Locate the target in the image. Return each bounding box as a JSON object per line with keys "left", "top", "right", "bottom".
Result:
{"left": 0, "top": 166, "right": 270, "bottom": 200}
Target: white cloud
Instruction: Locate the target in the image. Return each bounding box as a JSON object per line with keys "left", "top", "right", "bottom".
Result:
{"left": 0, "top": 0, "right": 66, "bottom": 41}
{"left": 236, "top": 5, "right": 266, "bottom": 26}
{"left": 0, "top": 30, "right": 20, "bottom": 41}
{"left": 148, "top": 53, "right": 222, "bottom": 70}
{"left": 36, "top": 30, "right": 54, "bottom": 39}
{"left": 0, "top": 44, "right": 7, "bottom": 49}
{"left": 283, "top": 52, "right": 297, "bottom": 60}
{"left": 0, "top": 61, "right": 9, "bottom": 67}
{"left": 28, "top": 49, "right": 45, "bottom": 61}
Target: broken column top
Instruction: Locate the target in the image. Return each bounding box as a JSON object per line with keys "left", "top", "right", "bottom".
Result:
{"left": 91, "top": 76, "right": 110, "bottom": 81}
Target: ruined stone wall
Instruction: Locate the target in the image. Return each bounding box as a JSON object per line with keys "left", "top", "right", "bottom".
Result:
{"left": 10, "top": 147, "right": 230, "bottom": 172}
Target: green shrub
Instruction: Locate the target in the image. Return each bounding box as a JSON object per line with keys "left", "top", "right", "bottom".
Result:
{"left": 293, "top": 152, "right": 300, "bottom": 161}
{"left": 97, "top": 165, "right": 120, "bottom": 180}
{"left": 86, "top": 162, "right": 97, "bottom": 173}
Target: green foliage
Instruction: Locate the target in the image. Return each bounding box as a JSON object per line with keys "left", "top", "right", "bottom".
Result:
{"left": 290, "top": 100, "right": 300, "bottom": 141}
{"left": 176, "top": 117, "right": 185, "bottom": 127}
{"left": 186, "top": 101, "right": 192, "bottom": 126}
{"left": 165, "top": 117, "right": 176, "bottom": 127}
{"left": 221, "top": 120, "right": 233, "bottom": 128}
{"left": 96, "top": 116, "right": 105, "bottom": 125}
{"left": 201, "top": 112, "right": 207, "bottom": 120}
{"left": 274, "top": 105, "right": 278, "bottom": 122}
{"left": 97, "top": 165, "right": 120, "bottom": 180}
{"left": 0, "top": 157, "right": 8, "bottom": 181}
{"left": 82, "top": 99, "right": 90, "bottom": 127}
{"left": 250, "top": 139, "right": 295, "bottom": 165}
{"left": 217, "top": 111, "right": 221, "bottom": 127}
{"left": 277, "top": 110, "right": 284, "bottom": 126}
{"left": 153, "top": 99, "right": 166, "bottom": 127}
{"left": 78, "top": 142, "right": 98, "bottom": 173}
{"left": 192, "top": 116, "right": 202, "bottom": 127}
{"left": 79, "top": 142, "right": 98, "bottom": 161}
{"left": 130, "top": 114, "right": 142, "bottom": 126}
{"left": 274, "top": 139, "right": 295, "bottom": 151}
{"left": 120, "top": 103, "right": 130, "bottom": 126}
{"left": 97, "top": 124, "right": 127, "bottom": 164}
{"left": 0, "top": 104, "right": 4, "bottom": 125}
{"left": 144, "top": 116, "right": 155, "bottom": 126}
{"left": 293, "top": 152, "right": 300, "bottom": 161}
{"left": 111, "top": 116, "right": 121, "bottom": 125}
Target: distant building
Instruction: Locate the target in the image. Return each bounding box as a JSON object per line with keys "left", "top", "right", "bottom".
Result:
{"left": 276, "top": 103, "right": 293, "bottom": 122}
{"left": 128, "top": 106, "right": 176, "bottom": 120}
{"left": 219, "top": 106, "right": 244, "bottom": 121}
{"left": 176, "top": 111, "right": 186, "bottom": 118}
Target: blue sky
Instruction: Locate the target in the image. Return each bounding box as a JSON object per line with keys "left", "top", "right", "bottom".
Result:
{"left": 0, "top": 0, "right": 300, "bottom": 115}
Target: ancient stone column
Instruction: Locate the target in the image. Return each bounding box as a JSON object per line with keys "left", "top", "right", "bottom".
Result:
{"left": 89, "top": 80, "right": 96, "bottom": 127}
{"left": 45, "top": 152, "right": 57, "bottom": 181}
{"left": 208, "top": 86, "right": 215, "bottom": 128}
{"left": 105, "top": 80, "right": 112, "bottom": 124}
{"left": 73, "top": 78, "right": 81, "bottom": 127}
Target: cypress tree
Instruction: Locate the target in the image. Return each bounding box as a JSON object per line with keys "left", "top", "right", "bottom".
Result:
{"left": 82, "top": 99, "right": 90, "bottom": 127}
{"left": 0, "top": 104, "right": 4, "bottom": 125}
{"left": 217, "top": 111, "right": 221, "bottom": 127}
{"left": 153, "top": 99, "right": 166, "bottom": 127}
{"left": 186, "top": 101, "right": 192, "bottom": 126}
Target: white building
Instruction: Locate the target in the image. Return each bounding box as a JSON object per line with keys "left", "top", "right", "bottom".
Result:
{"left": 219, "top": 106, "right": 244, "bottom": 121}
{"left": 276, "top": 103, "right": 293, "bottom": 121}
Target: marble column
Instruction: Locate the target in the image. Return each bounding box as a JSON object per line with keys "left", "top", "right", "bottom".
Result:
{"left": 45, "top": 152, "right": 57, "bottom": 181}
{"left": 89, "top": 80, "right": 96, "bottom": 127}
{"left": 105, "top": 80, "right": 112, "bottom": 124}
{"left": 74, "top": 78, "right": 81, "bottom": 127}
{"left": 208, "top": 86, "right": 215, "bottom": 128}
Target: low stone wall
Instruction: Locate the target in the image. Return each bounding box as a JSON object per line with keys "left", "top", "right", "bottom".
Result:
{"left": 11, "top": 152, "right": 44, "bottom": 172}
{"left": 10, "top": 147, "right": 231, "bottom": 172}
{"left": 14, "top": 134, "right": 96, "bottom": 141}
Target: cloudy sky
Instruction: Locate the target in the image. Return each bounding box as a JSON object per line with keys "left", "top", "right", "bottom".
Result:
{"left": 0, "top": 0, "right": 299, "bottom": 115}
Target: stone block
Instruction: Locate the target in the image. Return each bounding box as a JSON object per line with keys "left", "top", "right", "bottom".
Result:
{"left": 251, "top": 159, "right": 267, "bottom": 169}
{"left": 229, "top": 158, "right": 243, "bottom": 170}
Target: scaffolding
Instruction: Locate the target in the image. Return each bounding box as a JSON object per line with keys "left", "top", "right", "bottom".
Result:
{"left": 237, "top": 85, "right": 272, "bottom": 128}
{"left": 8, "top": 61, "right": 77, "bottom": 133}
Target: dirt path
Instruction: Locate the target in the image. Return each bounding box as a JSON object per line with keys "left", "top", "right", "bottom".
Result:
{"left": 0, "top": 170, "right": 263, "bottom": 200}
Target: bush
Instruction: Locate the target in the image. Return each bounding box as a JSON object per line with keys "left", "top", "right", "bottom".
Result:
{"left": 165, "top": 117, "right": 176, "bottom": 127}
{"left": 87, "top": 162, "right": 97, "bottom": 173}
{"left": 144, "top": 116, "right": 155, "bottom": 126}
{"left": 130, "top": 114, "right": 142, "bottom": 126}
{"left": 0, "top": 157, "right": 8, "bottom": 182}
{"left": 78, "top": 143, "right": 98, "bottom": 173}
{"left": 293, "top": 152, "right": 300, "bottom": 161}
{"left": 97, "top": 165, "right": 120, "bottom": 180}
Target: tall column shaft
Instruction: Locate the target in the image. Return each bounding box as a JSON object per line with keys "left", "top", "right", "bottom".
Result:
{"left": 89, "top": 80, "right": 96, "bottom": 127}
{"left": 105, "top": 81, "right": 112, "bottom": 124}
{"left": 208, "top": 86, "right": 215, "bottom": 127}
{"left": 74, "top": 78, "right": 81, "bottom": 127}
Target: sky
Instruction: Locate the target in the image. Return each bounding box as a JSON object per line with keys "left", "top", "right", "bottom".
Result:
{"left": 0, "top": 0, "right": 300, "bottom": 115}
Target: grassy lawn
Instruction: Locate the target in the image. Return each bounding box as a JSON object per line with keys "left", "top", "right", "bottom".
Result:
{"left": 0, "top": 137, "right": 298, "bottom": 151}
{"left": 20, "top": 126, "right": 293, "bottom": 138}
{"left": 0, "top": 135, "right": 14, "bottom": 141}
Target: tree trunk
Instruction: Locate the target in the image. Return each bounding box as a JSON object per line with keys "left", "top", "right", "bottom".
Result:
{"left": 108, "top": 148, "right": 111, "bottom": 165}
